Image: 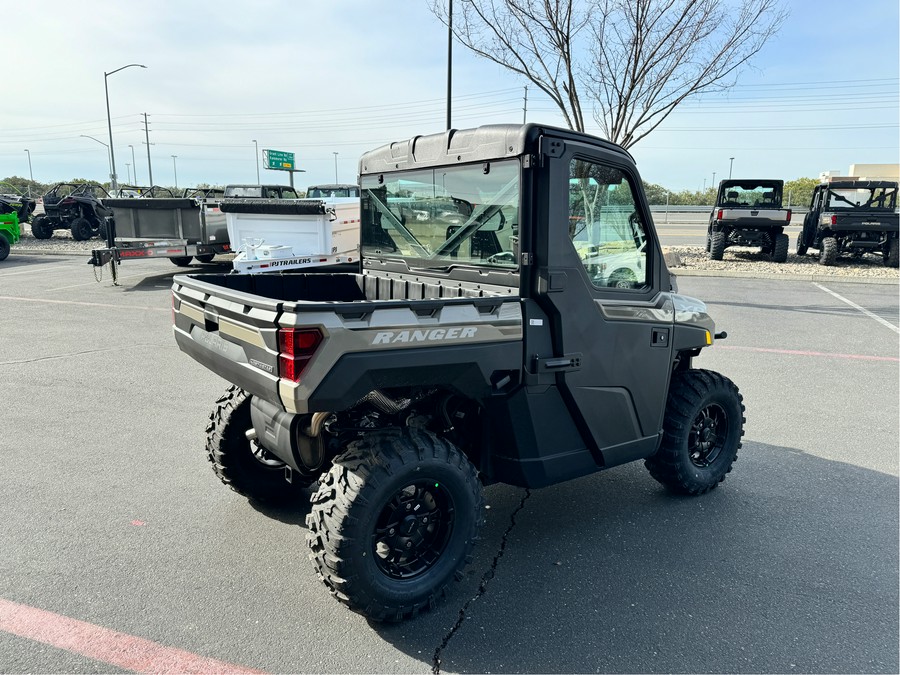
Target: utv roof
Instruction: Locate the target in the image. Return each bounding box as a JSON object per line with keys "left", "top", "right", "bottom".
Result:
{"left": 719, "top": 179, "right": 783, "bottom": 186}
{"left": 821, "top": 180, "right": 899, "bottom": 189}
{"left": 359, "top": 123, "right": 634, "bottom": 174}
{"left": 306, "top": 183, "right": 358, "bottom": 190}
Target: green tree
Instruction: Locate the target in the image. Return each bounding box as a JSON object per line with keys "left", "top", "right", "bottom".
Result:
{"left": 783, "top": 177, "right": 818, "bottom": 208}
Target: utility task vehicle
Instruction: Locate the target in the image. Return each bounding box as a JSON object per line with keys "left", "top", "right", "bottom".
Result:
{"left": 305, "top": 184, "right": 360, "bottom": 199}
{"left": 223, "top": 184, "right": 300, "bottom": 199}
{"left": 0, "top": 184, "right": 36, "bottom": 224}
{"left": 706, "top": 179, "right": 791, "bottom": 261}
{"left": 172, "top": 124, "right": 745, "bottom": 622}
{"left": 0, "top": 208, "right": 20, "bottom": 261}
{"left": 798, "top": 180, "right": 899, "bottom": 266}
{"left": 31, "top": 182, "right": 112, "bottom": 240}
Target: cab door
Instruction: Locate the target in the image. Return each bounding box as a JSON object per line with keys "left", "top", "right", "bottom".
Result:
{"left": 533, "top": 136, "right": 675, "bottom": 467}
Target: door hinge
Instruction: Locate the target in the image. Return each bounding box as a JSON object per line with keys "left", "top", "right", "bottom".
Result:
{"left": 520, "top": 252, "right": 533, "bottom": 266}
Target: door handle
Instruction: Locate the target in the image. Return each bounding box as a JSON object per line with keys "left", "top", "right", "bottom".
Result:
{"left": 534, "top": 353, "right": 583, "bottom": 373}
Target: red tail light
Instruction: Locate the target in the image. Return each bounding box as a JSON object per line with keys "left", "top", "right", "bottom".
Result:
{"left": 786, "top": 209, "right": 792, "bottom": 222}
{"left": 277, "top": 328, "right": 323, "bottom": 383}
{"left": 717, "top": 209, "right": 723, "bottom": 220}
{"left": 831, "top": 215, "right": 837, "bottom": 225}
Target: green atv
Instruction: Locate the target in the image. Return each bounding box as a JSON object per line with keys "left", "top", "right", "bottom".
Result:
{"left": 0, "top": 208, "right": 20, "bottom": 262}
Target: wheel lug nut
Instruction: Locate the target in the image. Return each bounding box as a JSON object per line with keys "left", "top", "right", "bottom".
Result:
{"left": 406, "top": 541, "right": 413, "bottom": 548}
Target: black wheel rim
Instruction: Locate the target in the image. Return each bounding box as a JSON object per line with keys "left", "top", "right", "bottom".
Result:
{"left": 372, "top": 481, "right": 454, "bottom": 580}
{"left": 688, "top": 403, "right": 728, "bottom": 468}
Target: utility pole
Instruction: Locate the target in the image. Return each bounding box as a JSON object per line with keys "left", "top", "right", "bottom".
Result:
{"left": 729, "top": 157, "right": 735, "bottom": 179}
{"left": 142, "top": 113, "right": 154, "bottom": 186}
{"left": 446, "top": 0, "right": 452, "bottom": 130}
{"left": 171, "top": 155, "right": 178, "bottom": 189}
{"left": 24, "top": 149, "right": 34, "bottom": 196}
{"left": 252, "top": 139, "right": 260, "bottom": 183}
{"left": 333, "top": 152, "right": 339, "bottom": 183}
{"left": 129, "top": 144, "right": 138, "bottom": 184}
{"left": 712, "top": 171, "right": 716, "bottom": 190}
{"left": 523, "top": 85, "right": 528, "bottom": 123}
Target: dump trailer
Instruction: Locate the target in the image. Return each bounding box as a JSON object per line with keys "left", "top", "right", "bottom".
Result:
{"left": 89, "top": 193, "right": 230, "bottom": 274}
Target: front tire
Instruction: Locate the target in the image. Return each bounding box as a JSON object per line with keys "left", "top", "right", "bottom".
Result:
{"left": 30, "top": 216, "right": 53, "bottom": 239}
{"left": 645, "top": 369, "right": 745, "bottom": 495}
{"left": 195, "top": 254, "right": 215, "bottom": 264}
{"left": 796, "top": 232, "right": 808, "bottom": 256}
{"left": 170, "top": 256, "right": 193, "bottom": 267}
{"left": 307, "top": 428, "right": 483, "bottom": 622}
{"left": 205, "top": 385, "right": 311, "bottom": 503}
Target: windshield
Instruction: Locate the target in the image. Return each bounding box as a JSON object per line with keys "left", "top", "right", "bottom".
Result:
{"left": 826, "top": 186, "right": 897, "bottom": 210}
{"left": 360, "top": 160, "right": 520, "bottom": 269}
{"left": 308, "top": 186, "right": 359, "bottom": 198}
{"left": 718, "top": 182, "right": 782, "bottom": 208}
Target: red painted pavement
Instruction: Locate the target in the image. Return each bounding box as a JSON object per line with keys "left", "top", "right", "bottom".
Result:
{"left": 0, "top": 598, "right": 265, "bottom": 674}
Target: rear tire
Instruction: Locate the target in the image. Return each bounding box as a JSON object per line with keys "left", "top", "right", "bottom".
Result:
{"left": 709, "top": 232, "right": 726, "bottom": 260}
{"left": 645, "top": 369, "right": 745, "bottom": 495}
{"left": 170, "top": 256, "right": 193, "bottom": 267}
{"left": 205, "top": 385, "right": 312, "bottom": 503}
{"left": 307, "top": 427, "right": 483, "bottom": 622}
{"left": 819, "top": 237, "right": 838, "bottom": 266}
{"left": 886, "top": 238, "right": 899, "bottom": 268}
{"left": 195, "top": 254, "right": 215, "bottom": 264}
{"left": 796, "top": 232, "right": 807, "bottom": 256}
{"left": 772, "top": 233, "right": 789, "bottom": 263}
{"left": 70, "top": 217, "right": 93, "bottom": 241}
{"left": 30, "top": 216, "right": 53, "bottom": 239}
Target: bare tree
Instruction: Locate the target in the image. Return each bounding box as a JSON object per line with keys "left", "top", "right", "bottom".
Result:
{"left": 431, "top": 0, "right": 787, "bottom": 149}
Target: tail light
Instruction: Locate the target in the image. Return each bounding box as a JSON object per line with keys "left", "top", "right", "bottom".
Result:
{"left": 277, "top": 328, "right": 323, "bottom": 383}
{"left": 831, "top": 215, "right": 838, "bottom": 225}
{"left": 717, "top": 209, "right": 723, "bottom": 220}
{"left": 786, "top": 209, "right": 792, "bottom": 222}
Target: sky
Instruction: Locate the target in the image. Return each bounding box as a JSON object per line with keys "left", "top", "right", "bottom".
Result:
{"left": 2, "top": 0, "right": 898, "bottom": 193}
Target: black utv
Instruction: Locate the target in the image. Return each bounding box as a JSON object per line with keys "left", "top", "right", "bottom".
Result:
{"left": 31, "top": 182, "right": 113, "bottom": 241}
{"left": 0, "top": 184, "right": 36, "bottom": 224}
{"left": 798, "top": 180, "right": 899, "bottom": 267}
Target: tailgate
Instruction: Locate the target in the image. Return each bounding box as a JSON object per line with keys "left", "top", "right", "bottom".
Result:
{"left": 719, "top": 207, "right": 787, "bottom": 223}
{"left": 172, "top": 275, "right": 284, "bottom": 405}
{"left": 830, "top": 212, "right": 900, "bottom": 233}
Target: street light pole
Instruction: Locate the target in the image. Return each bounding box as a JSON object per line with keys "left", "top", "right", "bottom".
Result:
{"left": 125, "top": 163, "right": 132, "bottom": 184}
{"left": 333, "top": 152, "right": 339, "bottom": 183}
{"left": 446, "top": 0, "right": 453, "bottom": 130}
{"left": 105, "top": 63, "right": 147, "bottom": 192}
{"left": 712, "top": 171, "right": 716, "bottom": 190}
{"left": 24, "top": 149, "right": 34, "bottom": 196}
{"left": 80, "top": 134, "right": 113, "bottom": 183}
{"left": 171, "top": 155, "right": 178, "bottom": 189}
{"left": 729, "top": 157, "right": 735, "bottom": 179}
{"left": 129, "top": 144, "right": 138, "bottom": 184}
{"left": 252, "top": 140, "right": 260, "bottom": 183}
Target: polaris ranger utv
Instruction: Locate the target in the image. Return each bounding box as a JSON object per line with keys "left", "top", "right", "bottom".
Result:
{"left": 172, "top": 124, "right": 745, "bottom": 622}
{"left": 707, "top": 179, "right": 791, "bottom": 261}
{"left": 798, "top": 180, "right": 899, "bottom": 266}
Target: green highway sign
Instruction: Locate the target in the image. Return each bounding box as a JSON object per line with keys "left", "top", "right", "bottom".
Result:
{"left": 263, "top": 149, "right": 295, "bottom": 171}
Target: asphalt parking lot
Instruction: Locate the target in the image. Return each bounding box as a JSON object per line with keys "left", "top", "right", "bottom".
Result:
{"left": 1, "top": 254, "right": 897, "bottom": 674}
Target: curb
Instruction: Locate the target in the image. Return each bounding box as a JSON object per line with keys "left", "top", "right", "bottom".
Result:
{"left": 671, "top": 268, "right": 899, "bottom": 285}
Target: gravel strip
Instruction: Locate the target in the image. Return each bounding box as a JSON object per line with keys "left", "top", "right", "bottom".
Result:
{"left": 12, "top": 224, "right": 899, "bottom": 282}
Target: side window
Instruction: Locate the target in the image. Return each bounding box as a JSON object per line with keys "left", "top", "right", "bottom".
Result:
{"left": 568, "top": 158, "right": 648, "bottom": 290}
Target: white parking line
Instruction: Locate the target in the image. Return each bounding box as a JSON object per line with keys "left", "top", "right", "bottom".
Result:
{"left": 0, "top": 264, "right": 72, "bottom": 278}
{"left": 813, "top": 282, "right": 900, "bottom": 335}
